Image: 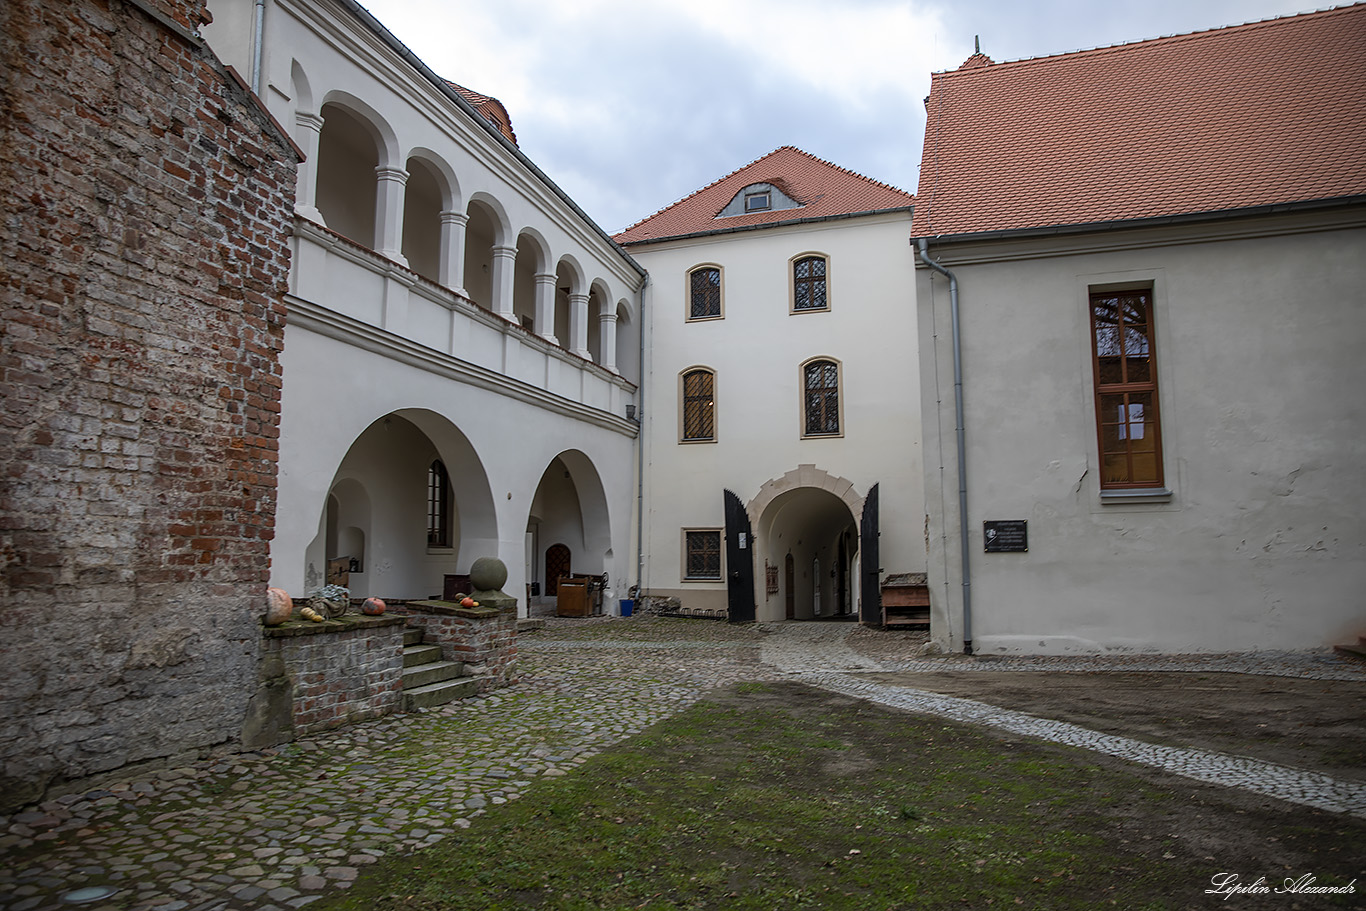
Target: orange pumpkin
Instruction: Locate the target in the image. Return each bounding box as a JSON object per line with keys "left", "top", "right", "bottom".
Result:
{"left": 264, "top": 587, "right": 293, "bottom": 626}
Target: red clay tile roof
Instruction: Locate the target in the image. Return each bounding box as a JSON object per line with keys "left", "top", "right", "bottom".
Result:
{"left": 913, "top": 4, "right": 1366, "bottom": 238}
{"left": 447, "top": 82, "right": 518, "bottom": 146}
{"left": 615, "top": 146, "right": 913, "bottom": 244}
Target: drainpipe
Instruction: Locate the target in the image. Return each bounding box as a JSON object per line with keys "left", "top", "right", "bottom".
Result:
{"left": 635, "top": 273, "right": 649, "bottom": 601}
{"left": 251, "top": 0, "right": 266, "bottom": 95}
{"left": 916, "top": 238, "right": 972, "bottom": 656}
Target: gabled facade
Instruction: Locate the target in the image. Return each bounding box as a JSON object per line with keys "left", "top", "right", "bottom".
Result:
{"left": 913, "top": 5, "right": 1366, "bottom": 654}
{"left": 619, "top": 148, "right": 924, "bottom": 622}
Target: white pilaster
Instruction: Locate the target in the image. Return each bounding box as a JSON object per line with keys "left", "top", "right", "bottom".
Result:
{"left": 439, "top": 210, "right": 468, "bottom": 294}
{"left": 374, "top": 165, "right": 409, "bottom": 265}
{"left": 568, "top": 291, "right": 591, "bottom": 359}
{"left": 534, "top": 272, "right": 558, "bottom": 343}
{"left": 294, "top": 111, "right": 325, "bottom": 223}
{"left": 490, "top": 244, "right": 518, "bottom": 320}
{"left": 599, "top": 310, "right": 619, "bottom": 373}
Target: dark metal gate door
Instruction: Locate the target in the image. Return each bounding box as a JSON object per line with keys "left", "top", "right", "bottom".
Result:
{"left": 724, "top": 489, "right": 755, "bottom": 623}
{"left": 859, "top": 483, "right": 880, "bottom": 626}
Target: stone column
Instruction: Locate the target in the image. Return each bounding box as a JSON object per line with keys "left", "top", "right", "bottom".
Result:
{"left": 598, "top": 310, "right": 619, "bottom": 373}
{"left": 490, "top": 244, "right": 518, "bottom": 320}
{"left": 374, "top": 165, "right": 409, "bottom": 265}
{"left": 534, "top": 272, "right": 558, "bottom": 343}
{"left": 439, "top": 210, "right": 468, "bottom": 295}
{"left": 568, "top": 291, "right": 590, "bottom": 359}
{"left": 294, "top": 111, "right": 325, "bottom": 223}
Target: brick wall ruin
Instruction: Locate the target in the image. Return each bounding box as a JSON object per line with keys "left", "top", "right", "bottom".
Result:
{"left": 0, "top": 0, "right": 298, "bottom": 810}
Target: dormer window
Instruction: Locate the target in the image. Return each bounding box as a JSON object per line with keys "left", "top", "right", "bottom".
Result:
{"left": 718, "top": 183, "right": 800, "bottom": 218}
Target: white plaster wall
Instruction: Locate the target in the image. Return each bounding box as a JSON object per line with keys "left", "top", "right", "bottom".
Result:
{"left": 273, "top": 321, "right": 637, "bottom": 611}
{"left": 633, "top": 213, "right": 924, "bottom": 620}
{"left": 917, "top": 212, "right": 1366, "bottom": 653}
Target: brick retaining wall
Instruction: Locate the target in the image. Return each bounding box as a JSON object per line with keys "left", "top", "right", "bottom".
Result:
{"left": 259, "top": 616, "right": 406, "bottom": 737}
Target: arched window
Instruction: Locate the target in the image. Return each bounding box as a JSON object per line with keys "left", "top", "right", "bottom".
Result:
{"left": 427, "top": 460, "right": 451, "bottom": 547}
{"left": 792, "top": 255, "right": 828, "bottom": 312}
{"left": 688, "top": 265, "right": 723, "bottom": 321}
{"left": 680, "top": 368, "right": 716, "bottom": 442}
{"left": 802, "top": 359, "right": 841, "bottom": 437}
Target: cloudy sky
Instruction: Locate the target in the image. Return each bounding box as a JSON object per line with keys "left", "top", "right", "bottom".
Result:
{"left": 359, "top": 0, "right": 1331, "bottom": 235}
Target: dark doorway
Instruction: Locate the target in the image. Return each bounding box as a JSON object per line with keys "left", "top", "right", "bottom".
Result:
{"left": 837, "top": 535, "right": 849, "bottom": 616}
{"left": 784, "top": 553, "right": 795, "bottom": 620}
{"left": 545, "top": 543, "right": 571, "bottom": 595}
{"left": 724, "top": 490, "right": 755, "bottom": 623}
{"left": 859, "top": 483, "right": 880, "bottom": 626}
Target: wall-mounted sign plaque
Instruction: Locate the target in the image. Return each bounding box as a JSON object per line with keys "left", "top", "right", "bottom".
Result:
{"left": 984, "top": 520, "right": 1028, "bottom": 552}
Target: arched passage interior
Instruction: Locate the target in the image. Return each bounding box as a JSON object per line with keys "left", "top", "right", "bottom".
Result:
{"left": 756, "top": 487, "right": 859, "bottom": 621}
{"left": 525, "top": 450, "right": 612, "bottom": 610}
{"left": 303, "top": 410, "right": 497, "bottom": 599}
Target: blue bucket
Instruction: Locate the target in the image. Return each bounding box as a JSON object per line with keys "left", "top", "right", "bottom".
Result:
{"left": 619, "top": 599, "right": 634, "bottom": 617}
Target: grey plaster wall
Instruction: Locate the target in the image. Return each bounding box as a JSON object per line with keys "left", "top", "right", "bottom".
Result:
{"left": 916, "top": 210, "right": 1366, "bottom": 654}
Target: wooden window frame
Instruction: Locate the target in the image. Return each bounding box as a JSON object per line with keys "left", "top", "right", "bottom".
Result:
{"left": 790, "top": 253, "right": 830, "bottom": 314}
{"left": 679, "top": 367, "right": 718, "bottom": 443}
{"left": 682, "top": 528, "right": 724, "bottom": 581}
{"left": 800, "top": 356, "right": 843, "bottom": 439}
{"left": 1089, "top": 286, "right": 1165, "bottom": 490}
{"left": 686, "top": 264, "right": 724, "bottom": 322}
{"left": 427, "top": 459, "right": 452, "bottom": 548}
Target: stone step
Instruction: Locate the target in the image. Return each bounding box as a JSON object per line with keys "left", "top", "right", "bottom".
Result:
{"left": 402, "top": 660, "right": 465, "bottom": 690}
{"left": 403, "top": 627, "right": 423, "bottom": 647}
{"left": 1333, "top": 642, "right": 1366, "bottom": 662}
{"left": 403, "top": 643, "right": 443, "bottom": 667}
{"left": 404, "top": 677, "right": 480, "bottom": 710}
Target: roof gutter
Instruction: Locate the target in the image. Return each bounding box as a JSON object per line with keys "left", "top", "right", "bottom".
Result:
{"left": 620, "top": 205, "right": 915, "bottom": 247}
{"left": 914, "top": 194, "right": 1366, "bottom": 247}
{"left": 916, "top": 238, "right": 972, "bottom": 656}
{"left": 332, "top": 0, "right": 646, "bottom": 280}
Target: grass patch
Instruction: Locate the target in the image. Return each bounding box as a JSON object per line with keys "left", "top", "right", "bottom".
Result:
{"left": 317, "top": 683, "right": 1363, "bottom": 911}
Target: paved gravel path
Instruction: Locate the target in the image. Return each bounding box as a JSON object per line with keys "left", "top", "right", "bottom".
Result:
{"left": 2, "top": 618, "right": 1362, "bottom": 911}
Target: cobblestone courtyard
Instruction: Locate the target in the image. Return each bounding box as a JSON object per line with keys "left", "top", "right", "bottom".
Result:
{"left": 3, "top": 618, "right": 1363, "bottom": 911}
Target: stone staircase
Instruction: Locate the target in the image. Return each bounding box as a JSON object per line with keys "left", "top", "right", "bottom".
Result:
{"left": 1333, "top": 635, "right": 1366, "bottom": 663}
{"left": 402, "top": 626, "right": 479, "bottom": 709}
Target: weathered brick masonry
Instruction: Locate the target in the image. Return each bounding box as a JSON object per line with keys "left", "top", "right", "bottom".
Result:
{"left": 0, "top": 0, "right": 298, "bottom": 810}
{"left": 257, "top": 616, "right": 406, "bottom": 740}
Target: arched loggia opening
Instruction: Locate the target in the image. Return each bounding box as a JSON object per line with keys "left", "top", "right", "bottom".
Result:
{"left": 303, "top": 410, "right": 497, "bottom": 599}
{"left": 525, "top": 450, "right": 612, "bottom": 615}
{"left": 315, "top": 102, "right": 381, "bottom": 246}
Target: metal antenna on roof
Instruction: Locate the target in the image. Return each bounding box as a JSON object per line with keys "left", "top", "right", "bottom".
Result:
{"left": 974, "top": 35, "right": 980, "bottom": 54}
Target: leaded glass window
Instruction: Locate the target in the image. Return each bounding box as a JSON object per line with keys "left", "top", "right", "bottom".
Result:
{"left": 803, "top": 359, "right": 840, "bottom": 436}
{"left": 793, "top": 256, "right": 827, "bottom": 311}
{"left": 685, "top": 530, "right": 722, "bottom": 579}
{"left": 689, "top": 267, "right": 721, "bottom": 320}
{"left": 427, "top": 460, "right": 451, "bottom": 547}
{"left": 681, "top": 369, "right": 716, "bottom": 441}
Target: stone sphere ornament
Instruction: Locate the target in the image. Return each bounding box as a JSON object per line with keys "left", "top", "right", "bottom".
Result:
{"left": 361, "top": 597, "right": 386, "bottom": 616}
{"left": 469, "top": 556, "right": 508, "bottom": 593}
{"left": 263, "top": 587, "right": 293, "bottom": 626}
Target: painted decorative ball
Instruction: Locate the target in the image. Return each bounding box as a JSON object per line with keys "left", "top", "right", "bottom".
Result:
{"left": 469, "top": 556, "right": 507, "bottom": 593}
{"left": 361, "top": 597, "right": 386, "bottom": 616}
{"left": 264, "top": 587, "right": 293, "bottom": 626}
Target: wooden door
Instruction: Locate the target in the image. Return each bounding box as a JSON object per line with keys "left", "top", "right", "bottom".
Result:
{"left": 545, "top": 544, "right": 571, "bottom": 595}
{"left": 859, "top": 483, "right": 880, "bottom": 626}
{"left": 723, "top": 490, "right": 755, "bottom": 623}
